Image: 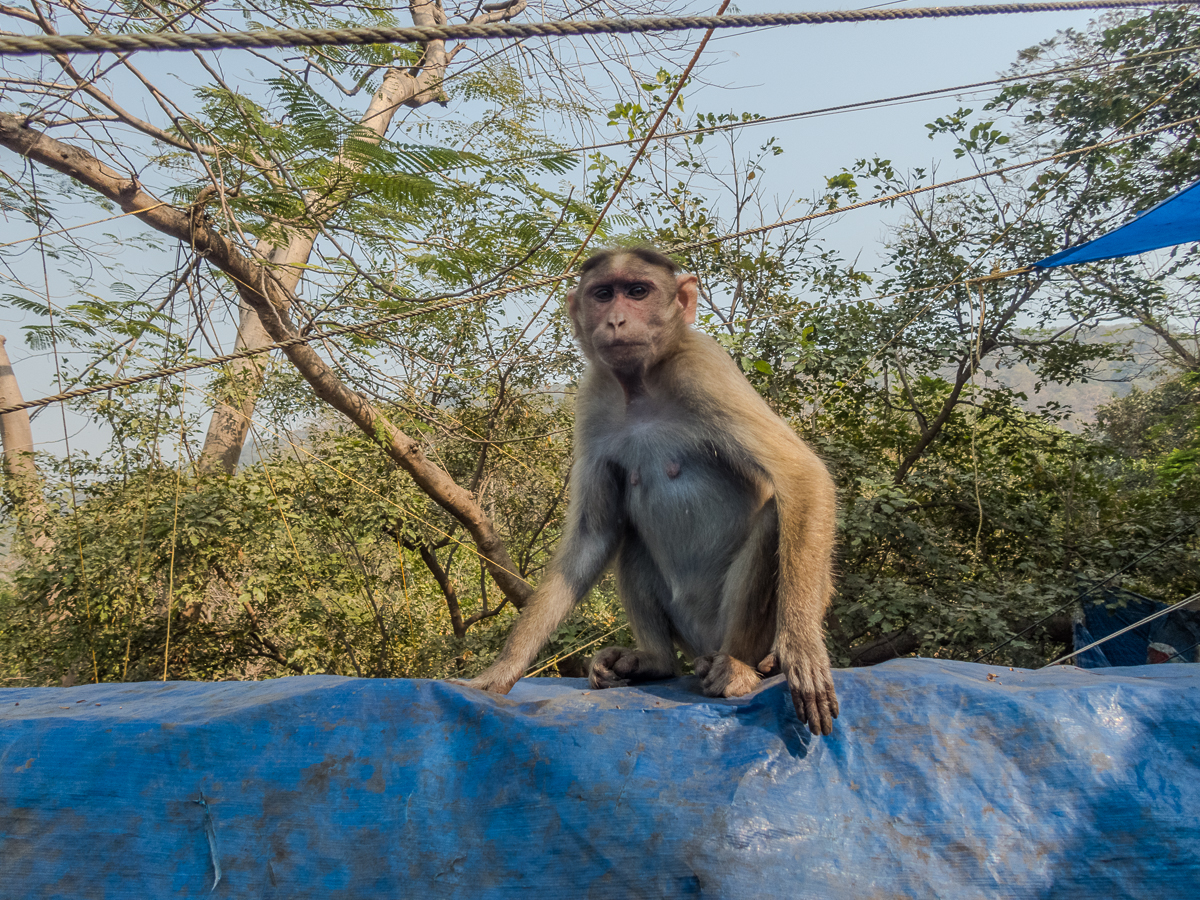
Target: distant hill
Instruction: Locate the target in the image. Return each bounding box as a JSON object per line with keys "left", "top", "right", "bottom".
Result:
{"left": 977, "top": 324, "right": 1177, "bottom": 428}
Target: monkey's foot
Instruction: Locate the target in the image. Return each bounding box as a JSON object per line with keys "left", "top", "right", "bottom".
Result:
{"left": 756, "top": 652, "right": 781, "bottom": 677}
{"left": 589, "top": 647, "right": 673, "bottom": 689}
{"left": 694, "top": 654, "right": 761, "bottom": 698}
{"left": 779, "top": 644, "right": 839, "bottom": 737}
{"left": 451, "top": 664, "right": 520, "bottom": 696}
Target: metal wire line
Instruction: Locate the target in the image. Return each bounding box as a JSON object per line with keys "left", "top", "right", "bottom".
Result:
{"left": 477, "top": 41, "right": 1200, "bottom": 169}
{"left": 0, "top": 1, "right": 1190, "bottom": 56}
{"left": 1042, "top": 589, "right": 1200, "bottom": 667}
{"left": 3, "top": 107, "right": 1198, "bottom": 419}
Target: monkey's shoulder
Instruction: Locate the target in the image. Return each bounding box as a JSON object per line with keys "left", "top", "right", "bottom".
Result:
{"left": 663, "top": 331, "right": 780, "bottom": 413}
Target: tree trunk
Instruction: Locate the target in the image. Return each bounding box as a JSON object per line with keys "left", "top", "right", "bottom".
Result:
{"left": 198, "top": 237, "right": 304, "bottom": 474}
{"left": 848, "top": 629, "right": 921, "bottom": 667}
{"left": 197, "top": 0, "right": 528, "bottom": 473}
{"left": 0, "top": 336, "right": 53, "bottom": 552}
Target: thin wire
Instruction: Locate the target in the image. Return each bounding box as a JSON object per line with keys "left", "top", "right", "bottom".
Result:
{"left": 472, "top": 41, "right": 1200, "bottom": 171}
{"left": 10, "top": 27, "right": 1199, "bottom": 657}
{"left": 397, "top": 538, "right": 414, "bottom": 634}
{"left": 502, "top": 0, "right": 731, "bottom": 374}
{"left": 32, "top": 162, "right": 100, "bottom": 684}
{"left": 838, "top": 62, "right": 1200, "bottom": 664}
{"left": 0, "top": 204, "right": 169, "bottom": 250}
{"left": 970, "top": 280, "right": 986, "bottom": 566}
{"left": 1042, "top": 590, "right": 1200, "bottom": 667}
{"left": 819, "top": 66, "right": 1200, "bottom": 422}
{"left": 251, "top": 426, "right": 319, "bottom": 596}
{"left": 162, "top": 380, "right": 187, "bottom": 681}
{"left": 527, "top": 625, "right": 624, "bottom": 676}
{"left": 1165, "top": 637, "right": 1200, "bottom": 663}
{"left": 570, "top": 0, "right": 731, "bottom": 263}
{"left": 3, "top": 256, "right": 537, "bottom": 592}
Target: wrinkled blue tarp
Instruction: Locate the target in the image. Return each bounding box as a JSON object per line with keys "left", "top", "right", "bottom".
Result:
{"left": 1035, "top": 178, "right": 1200, "bottom": 267}
{"left": 2, "top": 659, "right": 1199, "bottom": 899}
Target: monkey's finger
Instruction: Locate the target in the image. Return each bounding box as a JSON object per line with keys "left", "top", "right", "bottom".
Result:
{"left": 594, "top": 672, "right": 630, "bottom": 689}
{"left": 788, "top": 685, "right": 811, "bottom": 731}
{"left": 756, "top": 652, "right": 779, "bottom": 676}
{"left": 805, "top": 695, "right": 823, "bottom": 736}
{"left": 815, "top": 694, "right": 834, "bottom": 736}
{"left": 693, "top": 655, "right": 713, "bottom": 678}
{"left": 787, "top": 664, "right": 828, "bottom": 735}
{"left": 588, "top": 662, "right": 613, "bottom": 690}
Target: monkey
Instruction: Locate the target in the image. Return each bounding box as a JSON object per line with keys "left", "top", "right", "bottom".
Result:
{"left": 461, "top": 246, "right": 839, "bottom": 736}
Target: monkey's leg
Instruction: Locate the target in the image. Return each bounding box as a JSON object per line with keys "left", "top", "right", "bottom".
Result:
{"left": 696, "top": 503, "right": 778, "bottom": 700}
{"left": 590, "top": 537, "right": 677, "bottom": 689}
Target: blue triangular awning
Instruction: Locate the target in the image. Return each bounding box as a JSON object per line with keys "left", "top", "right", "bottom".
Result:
{"left": 1035, "top": 179, "right": 1200, "bottom": 267}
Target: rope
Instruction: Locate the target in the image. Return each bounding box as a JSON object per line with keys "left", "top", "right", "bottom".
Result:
{"left": 3, "top": 108, "right": 1197, "bottom": 418}
{"left": 0, "top": 1, "right": 1190, "bottom": 56}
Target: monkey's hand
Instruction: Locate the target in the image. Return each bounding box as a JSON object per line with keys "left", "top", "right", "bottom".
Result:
{"left": 694, "top": 654, "right": 761, "bottom": 698}
{"left": 452, "top": 663, "right": 522, "bottom": 696}
{"left": 771, "top": 643, "right": 839, "bottom": 736}
{"left": 589, "top": 647, "right": 673, "bottom": 689}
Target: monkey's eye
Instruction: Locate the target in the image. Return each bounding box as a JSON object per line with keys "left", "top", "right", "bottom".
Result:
{"left": 627, "top": 284, "right": 649, "bottom": 299}
{"left": 593, "top": 287, "right": 614, "bottom": 301}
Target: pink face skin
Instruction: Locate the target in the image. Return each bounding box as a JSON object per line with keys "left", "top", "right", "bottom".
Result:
{"left": 567, "top": 254, "right": 698, "bottom": 398}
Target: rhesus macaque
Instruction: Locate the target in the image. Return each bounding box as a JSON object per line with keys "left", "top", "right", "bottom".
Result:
{"left": 463, "top": 246, "right": 839, "bottom": 735}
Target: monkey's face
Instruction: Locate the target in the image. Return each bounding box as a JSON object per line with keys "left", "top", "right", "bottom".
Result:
{"left": 567, "top": 255, "right": 698, "bottom": 375}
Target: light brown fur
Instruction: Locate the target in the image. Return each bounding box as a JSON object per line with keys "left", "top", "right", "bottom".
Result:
{"left": 462, "top": 247, "right": 839, "bottom": 735}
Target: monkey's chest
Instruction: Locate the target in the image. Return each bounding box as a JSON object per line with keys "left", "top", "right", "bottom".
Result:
{"left": 617, "top": 437, "right": 761, "bottom": 600}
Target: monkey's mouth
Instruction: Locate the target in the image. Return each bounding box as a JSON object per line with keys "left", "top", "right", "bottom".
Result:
{"left": 597, "top": 340, "right": 649, "bottom": 367}
{"left": 598, "top": 339, "right": 647, "bottom": 352}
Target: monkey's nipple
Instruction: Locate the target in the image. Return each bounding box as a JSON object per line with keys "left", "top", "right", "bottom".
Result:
{"left": 629, "top": 470, "right": 640, "bottom": 486}
{"left": 665, "top": 461, "right": 681, "bottom": 479}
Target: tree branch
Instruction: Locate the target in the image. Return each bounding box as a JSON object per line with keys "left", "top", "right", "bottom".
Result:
{"left": 0, "top": 114, "right": 533, "bottom": 609}
{"left": 417, "top": 543, "right": 466, "bottom": 638}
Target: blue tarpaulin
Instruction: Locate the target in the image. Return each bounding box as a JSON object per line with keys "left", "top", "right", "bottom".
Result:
{"left": 2, "top": 659, "right": 1199, "bottom": 898}
{"left": 1035, "top": 178, "right": 1200, "bottom": 267}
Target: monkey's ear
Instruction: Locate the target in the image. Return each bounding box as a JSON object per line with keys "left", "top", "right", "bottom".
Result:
{"left": 566, "top": 288, "right": 583, "bottom": 337}
{"left": 675, "top": 274, "right": 699, "bottom": 325}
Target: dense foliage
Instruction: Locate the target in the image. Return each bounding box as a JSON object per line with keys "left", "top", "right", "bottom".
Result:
{"left": 3, "top": 8, "right": 1200, "bottom": 684}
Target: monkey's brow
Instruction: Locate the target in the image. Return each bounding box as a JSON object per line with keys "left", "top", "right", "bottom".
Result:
{"left": 590, "top": 278, "right": 655, "bottom": 291}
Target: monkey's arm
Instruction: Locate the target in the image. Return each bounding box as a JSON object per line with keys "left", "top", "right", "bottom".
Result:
{"left": 459, "top": 459, "right": 624, "bottom": 695}
{"left": 721, "top": 430, "right": 838, "bottom": 735}
{"left": 769, "top": 462, "right": 840, "bottom": 736}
